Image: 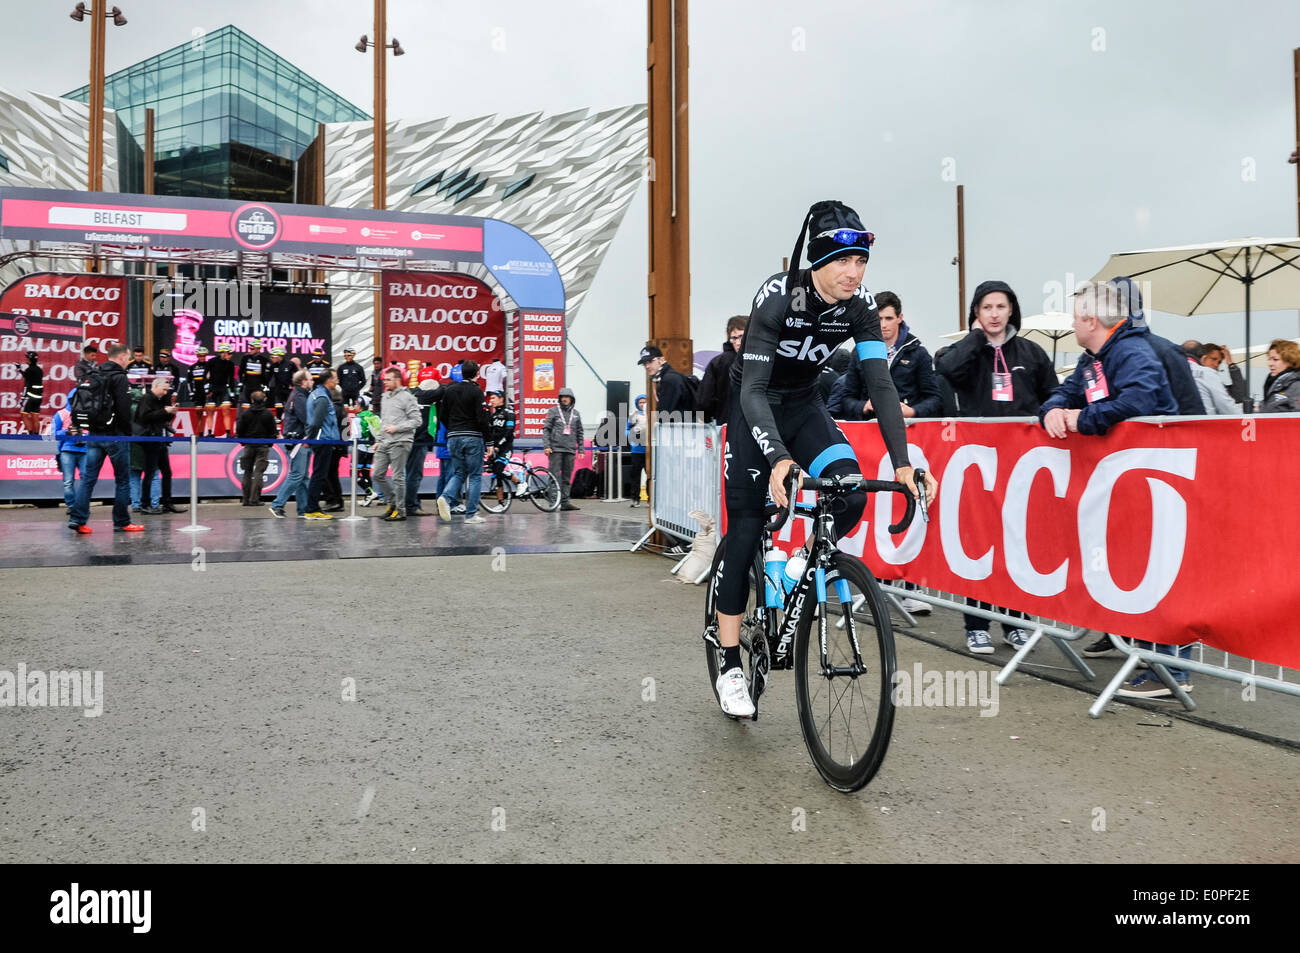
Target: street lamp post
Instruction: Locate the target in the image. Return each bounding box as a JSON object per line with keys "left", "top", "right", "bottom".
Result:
{"left": 355, "top": 0, "right": 404, "bottom": 358}
{"left": 70, "top": 3, "right": 127, "bottom": 193}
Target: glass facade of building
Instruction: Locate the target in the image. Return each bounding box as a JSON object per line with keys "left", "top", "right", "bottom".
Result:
{"left": 67, "top": 24, "right": 367, "bottom": 202}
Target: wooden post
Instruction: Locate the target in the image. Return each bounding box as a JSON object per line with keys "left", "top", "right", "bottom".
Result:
{"left": 646, "top": 0, "right": 691, "bottom": 373}
{"left": 88, "top": 3, "right": 106, "bottom": 193}
{"left": 956, "top": 184, "right": 966, "bottom": 330}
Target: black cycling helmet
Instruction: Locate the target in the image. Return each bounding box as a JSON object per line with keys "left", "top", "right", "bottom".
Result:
{"left": 787, "top": 200, "right": 874, "bottom": 284}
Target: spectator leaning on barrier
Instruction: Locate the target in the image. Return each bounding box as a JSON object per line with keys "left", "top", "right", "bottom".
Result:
{"left": 936, "top": 280, "right": 1054, "bottom": 654}
{"left": 697, "top": 316, "right": 747, "bottom": 425}
{"left": 53, "top": 388, "right": 86, "bottom": 509}
{"left": 828, "top": 290, "right": 942, "bottom": 423}
{"left": 1040, "top": 280, "right": 1177, "bottom": 438}
{"left": 372, "top": 367, "right": 421, "bottom": 522}
{"left": 435, "top": 359, "right": 491, "bottom": 524}
{"left": 1259, "top": 339, "right": 1300, "bottom": 413}
{"left": 638, "top": 345, "right": 693, "bottom": 418}
{"left": 68, "top": 343, "right": 143, "bottom": 535}
{"left": 1181, "top": 341, "right": 1237, "bottom": 414}
{"left": 269, "top": 370, "right": 314, "bottom": 518}
{"left": 135, "top": 374, "right": 184, "bottom": 515}
{"left": 1041, "top": 280, "right": 1190, "bottom": 697}
{"left": 74, "top": 344, "right": 100, "bottom": 385}
{"left": 542, "top": 386, "right": 584, "bottom": 512}
{"left": 235, "top": 390, "right": 277, "bottom": 506}
{"left": 1104, "top": 277, "right": 1201, "bottom": 416}
{"left": 302, "top": 368, "right": 341, "bottom": 520}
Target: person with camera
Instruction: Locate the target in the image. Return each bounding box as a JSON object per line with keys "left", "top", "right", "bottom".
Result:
{"left": 134, "top": 374, "right": 185, "bottom": 515}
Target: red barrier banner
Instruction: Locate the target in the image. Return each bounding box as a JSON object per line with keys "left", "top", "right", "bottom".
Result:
{"left": 0, "top": 273, "right": 127, "bottom": 434}
{"left": 515, "top": 310, "right": 566, "bottom": 439}
{"left": 757, "top": 417, "right": 1300, "bottom": 670}
{"left": 379, "top": 271, "right": 504, "bottom": 378}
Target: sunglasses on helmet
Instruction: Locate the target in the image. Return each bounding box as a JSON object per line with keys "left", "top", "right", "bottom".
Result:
{"left": 815, "top": 228, "right": 875, "bottom": 249}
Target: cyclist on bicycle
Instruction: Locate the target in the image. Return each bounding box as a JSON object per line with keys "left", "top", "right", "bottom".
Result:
{"left": 715, "top": 200, "right": 937, "bottom": 718}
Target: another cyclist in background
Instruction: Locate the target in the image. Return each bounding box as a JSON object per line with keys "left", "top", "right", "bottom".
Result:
{"left": 714, "top": 200, "right": 936, "bottom": 718}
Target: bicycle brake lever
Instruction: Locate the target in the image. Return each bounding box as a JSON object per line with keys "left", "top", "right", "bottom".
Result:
{"left": 914, "top": 467, "right": 929, "bottom": 523}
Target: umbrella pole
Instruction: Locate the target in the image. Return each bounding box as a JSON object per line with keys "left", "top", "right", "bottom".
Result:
{"left": 1245, "top": 246, "right": 1253, "bottom": 408}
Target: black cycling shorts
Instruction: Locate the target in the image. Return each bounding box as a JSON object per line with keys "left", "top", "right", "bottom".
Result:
{"left": 716, "top": 383, "right": 866, "bottom": 616}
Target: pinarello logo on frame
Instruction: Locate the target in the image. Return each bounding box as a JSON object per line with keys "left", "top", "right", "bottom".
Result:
{"left": 231, "top": 204, "right": 282, "bottom": 250}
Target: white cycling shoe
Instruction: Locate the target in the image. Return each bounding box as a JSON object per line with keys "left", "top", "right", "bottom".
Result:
{"left": 716, "top": 667, "right": 756, "bottom": 718}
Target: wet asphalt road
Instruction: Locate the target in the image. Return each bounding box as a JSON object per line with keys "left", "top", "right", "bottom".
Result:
{"left": 1, "top": 545, "right": 1296, "bottom": 863}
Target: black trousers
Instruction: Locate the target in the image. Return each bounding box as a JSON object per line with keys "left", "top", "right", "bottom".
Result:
{"left": 140, "top": 442, "right": 174, "bottom": 507}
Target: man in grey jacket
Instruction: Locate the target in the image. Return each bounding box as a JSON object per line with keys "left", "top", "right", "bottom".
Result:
{"left": 372, "top": 367, "right": 421, "bottom": 522}
{"left": 542, "top": 387, "right": 584, "bottom": 511}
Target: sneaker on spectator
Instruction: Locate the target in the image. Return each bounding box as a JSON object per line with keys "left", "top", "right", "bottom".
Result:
{"left": 1116, "top": 672, "right": 1191, "bottom": 699}
{"left": 116, "top": 524, "right": 145, "bottom": 532}
{"left": 899, "top": 597, "right": 931, "bottom": 615}
{"left": 267, "top": 505, "right": 285, "bottom": 519}
{"left": 303, "top": 511, "right": 333, "bottom": 520}
{"left": 1003, "top": 628, "right": 1033, "bottom": 650}
{"left": 451, "top": 503, "right": 466, "bottom": 514}
{"left": 1083, "top": 635, "right": 1122, "bottom": 658}
{"left": 436, "top": 497, "right": 451, "bottom": 522}
{"left": 73, "top": 524, "right": 92, "bottom": 535}
{"left": 966, "top": 630, "right": 994, "bottom": 655}
{"left": 463, "top": 514, "right": 486, "bottom": 524}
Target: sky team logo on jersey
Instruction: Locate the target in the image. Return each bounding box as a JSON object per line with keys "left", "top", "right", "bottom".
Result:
{"left": 754, "top": 275, "right": 788, "bottom": 307}
{"left": 853, "top": 286, "right": 876, "bottom": 308}
{"left": 776, "top": 336, "right": 834, "bottom": 364}
{"left": 751, "top": 426, "right": 773, "bottom": 455}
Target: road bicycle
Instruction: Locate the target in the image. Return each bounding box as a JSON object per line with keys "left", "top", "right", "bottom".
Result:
{"left": 702, "top": 466, "right": 924, "bottom": 792}
{"left": 471, "top": 455, "right": 562, "bottom": 514}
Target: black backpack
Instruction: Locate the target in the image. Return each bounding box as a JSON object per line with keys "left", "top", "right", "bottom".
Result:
{"left": 71, "top": 367, "right": 117, "bottom": 431}
{"left": 570, "top": 467, "right": 598, "bottom": 498}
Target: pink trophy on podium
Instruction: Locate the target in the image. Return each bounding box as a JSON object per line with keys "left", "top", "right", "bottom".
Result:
{"left": 173, "top": 309, "right": 204, "bottom": 366}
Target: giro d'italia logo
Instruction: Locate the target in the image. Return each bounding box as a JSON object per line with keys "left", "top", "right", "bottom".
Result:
{"left": 12, "top": 317, "right": 30, "bottom": 335}
{"left": 226, "top": 445, "right": 287, "bottom": 493}
{"left": 231, "top": 204, "right": 283, "bottom": 250}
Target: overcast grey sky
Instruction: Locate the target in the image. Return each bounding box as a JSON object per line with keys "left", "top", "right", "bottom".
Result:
{"left": 7, "top": 0, "right": 1300, "bottom": 405}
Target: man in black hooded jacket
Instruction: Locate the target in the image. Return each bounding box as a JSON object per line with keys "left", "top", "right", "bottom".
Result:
{"left": 935, "top": 280, "right": 1057, "bottom": 417}
{"left": 935, "top": 280, "right": 1055, "bottom": 655}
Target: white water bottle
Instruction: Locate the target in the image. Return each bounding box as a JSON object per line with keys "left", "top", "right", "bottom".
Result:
{"left": 783, "top": 552, "right": 807, "bottom": 593}
{"left": 764, "top": 547, "right": 788, "bottom": 590}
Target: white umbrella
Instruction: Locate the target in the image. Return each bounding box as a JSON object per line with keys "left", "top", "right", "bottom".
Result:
{"left": 1226, "top": 337, "right": 1300, "bottom": 367}
{"left": 1092, "top": 237, "right": 1300, "bottom": 395}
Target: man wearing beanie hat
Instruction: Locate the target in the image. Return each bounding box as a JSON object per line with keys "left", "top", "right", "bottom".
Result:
{"left": 710, "top": 199, "right": 936, "bottom": 719}
{"left": 935, "top": 279, "right": 1056, "bottom": 655}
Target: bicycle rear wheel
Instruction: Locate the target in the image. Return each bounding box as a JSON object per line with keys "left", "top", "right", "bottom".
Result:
{"left": 703, "top": 539, "right": 770, "bottom": 719}
{"left": 479, "top": 470, "right": 513, "bottom": 514}
{"left": 793, "top": 552, "right": 896, "bottom": 792}
{"left": 527, "top": 467, "right": 561, "bottom": 512}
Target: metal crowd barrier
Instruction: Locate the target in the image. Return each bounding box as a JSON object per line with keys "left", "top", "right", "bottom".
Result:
{"left": 632, "top": 420, "right": 722, "bottom": 563}
{"left": 876, "top": 581, "right": 1300, "bottom": 719}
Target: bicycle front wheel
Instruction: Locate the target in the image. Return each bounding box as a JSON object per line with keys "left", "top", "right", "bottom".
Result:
{"left": 527, "top": 467, "right": 561, "bottom": 512}
{"left": 793, "top": 552, "right": 896, "bottom": 792}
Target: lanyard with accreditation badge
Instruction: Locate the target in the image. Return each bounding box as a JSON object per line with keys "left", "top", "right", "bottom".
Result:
{"left": 991, "top": 346, "right": 1013, "bottom": 401}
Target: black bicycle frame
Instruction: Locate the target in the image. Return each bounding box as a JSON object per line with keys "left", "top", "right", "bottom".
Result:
{"left": 769, "top": 505, "right": 867, "bottom": 679}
